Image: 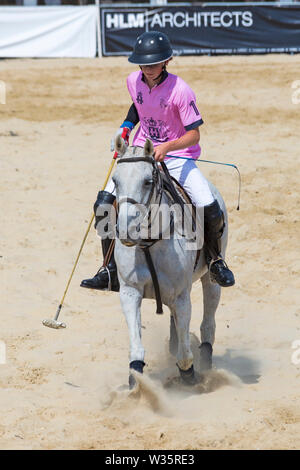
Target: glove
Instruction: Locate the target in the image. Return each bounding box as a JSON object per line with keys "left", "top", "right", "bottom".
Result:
{"left": 111, "top": 126, "right": 131, "bottom": 152}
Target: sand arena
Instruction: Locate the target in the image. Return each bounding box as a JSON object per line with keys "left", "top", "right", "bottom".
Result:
{"left": 0, "top": 55, "right": 299, "bottom": 449}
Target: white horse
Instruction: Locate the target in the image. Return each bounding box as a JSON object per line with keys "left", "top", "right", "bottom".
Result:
{"left": 112, "top": 136, "right": 227, "bottom": 387}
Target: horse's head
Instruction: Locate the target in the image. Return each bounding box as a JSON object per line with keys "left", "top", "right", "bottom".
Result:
{"left": 112, "top": 136, "right": 162, "bottom": 246}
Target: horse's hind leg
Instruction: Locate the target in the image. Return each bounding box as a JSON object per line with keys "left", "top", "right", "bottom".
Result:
{"left": 171, "top": 289, "right": 195, "bottom": 384}
{"left": 169, "top": 313, "right": 178, "bottom": 357}
{"left": 200, "top": 272, "right": 221, "bottom": 371}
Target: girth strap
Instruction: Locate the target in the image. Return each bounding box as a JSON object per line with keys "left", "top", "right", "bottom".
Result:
{"left": 142, "top": 247, "right": 163, "bottom": 315}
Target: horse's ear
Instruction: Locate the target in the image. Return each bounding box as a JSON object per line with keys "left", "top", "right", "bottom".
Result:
{"left": 144, "top": 138, "right": 154, "bottom": 158}
{"left": 115, "top": 134, "right": 127, "bottom": 156}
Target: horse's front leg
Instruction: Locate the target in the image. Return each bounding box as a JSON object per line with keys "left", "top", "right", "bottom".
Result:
{"left": 172, "top": 289, "right": 195, "bottom": 385}
{"left": 119, "top": 284, "right": 145, "bottom": 388}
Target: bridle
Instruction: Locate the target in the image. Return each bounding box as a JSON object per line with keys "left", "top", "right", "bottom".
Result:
{"left": 116, "top": 156, "right": 165, "bottom": 247}
{"left": 116, "top": 155, "right": 165, "bottom": 314}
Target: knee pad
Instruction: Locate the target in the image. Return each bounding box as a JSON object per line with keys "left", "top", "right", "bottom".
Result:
{"left": 94, "top": 190, "right": 116, "bottom": 236}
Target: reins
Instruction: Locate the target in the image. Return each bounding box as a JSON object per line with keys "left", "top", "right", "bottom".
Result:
{"left": 164, "top": 154, "right": 242, "bottom": 211}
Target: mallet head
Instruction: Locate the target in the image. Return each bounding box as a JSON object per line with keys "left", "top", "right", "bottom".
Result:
{"left": 43, "top": 304, "right": 66, "bottom": 329}
{"left": 42, "top": 319, "right": 66, "bottom": 329}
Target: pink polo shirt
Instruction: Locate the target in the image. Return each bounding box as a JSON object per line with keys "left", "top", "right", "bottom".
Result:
{"left": 126, "top": 71, "right": 203, "bottom": 160}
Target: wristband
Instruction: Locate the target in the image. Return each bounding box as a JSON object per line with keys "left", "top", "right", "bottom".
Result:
{"left": 120, "top": 121, "right": 134, "bottom": 131}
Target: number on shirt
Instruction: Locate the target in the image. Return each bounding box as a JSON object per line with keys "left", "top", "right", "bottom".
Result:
{"left": 189, "top": 100, "right": 200, "bottom": 116}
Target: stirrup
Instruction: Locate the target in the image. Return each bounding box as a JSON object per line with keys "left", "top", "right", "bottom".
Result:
{"left": 97, "top": 265, "right": 112, "bottom": 291}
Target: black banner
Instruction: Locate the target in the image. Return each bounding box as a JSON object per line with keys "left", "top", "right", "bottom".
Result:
{"left": 101, "top": 5, "right": 300, "bottom": 56}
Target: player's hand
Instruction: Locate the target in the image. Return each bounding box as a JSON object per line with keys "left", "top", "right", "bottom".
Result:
{"left": 111, "top": 127, "right": 131, "bottom": 152}
{"left": 153, "top": 142, "right": 170, "bottom": 162}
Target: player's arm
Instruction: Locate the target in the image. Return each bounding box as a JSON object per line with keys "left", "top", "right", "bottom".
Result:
{"left": 154, "top": 82, "right": 203, "bottom": 162}
{"left": 119, "top": 102, "right": 140, "bottom": 135}
{"left": 122, "top": 103, "right": 140, "bottom": 128}
{"left": 154, "top": 128, "right": 200, "bottom": 162}
{"left": 113, "top": 103, "right": 140, "bottom": 148}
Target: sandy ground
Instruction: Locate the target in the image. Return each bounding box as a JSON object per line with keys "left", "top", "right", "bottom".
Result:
{"left": 0, "top": 55, "right": 299, "bottom": 450}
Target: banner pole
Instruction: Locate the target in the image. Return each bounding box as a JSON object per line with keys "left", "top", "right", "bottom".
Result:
{"left": 95, "top": 0, "right": 102, "bottom": 58}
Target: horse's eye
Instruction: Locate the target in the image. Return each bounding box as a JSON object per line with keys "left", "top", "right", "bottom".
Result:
{"left": 144, "top": 179, "right": 153, "bottom": 187}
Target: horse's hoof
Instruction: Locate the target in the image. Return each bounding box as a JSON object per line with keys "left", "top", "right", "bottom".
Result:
{"left": 199, "top": 342, "right": 213, "bottom": 372}
{"left": 177, "top": 364, "right": 196, "bottom": 386}
{"left": 129, "top": 360, "right": 145, "bottom": 390}
{"left": 129, "top": 373, "right": 137, "bottom": 390}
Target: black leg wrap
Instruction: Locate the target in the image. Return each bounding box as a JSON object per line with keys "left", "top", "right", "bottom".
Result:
{"left": 199, "top": 342, "right": 213, "bottom": 372}
{"left": 177, "top": 364, "right": 196, "bottom": 386}
{"left": 130, "top": 360, "right": 145, "bottom": 373}
{"left": 129, "top": 361, "right": 145, "bottom": 390}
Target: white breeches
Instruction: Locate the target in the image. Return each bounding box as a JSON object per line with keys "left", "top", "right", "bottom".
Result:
{"left": 105, "top": 157, "right": 214, "bottom": 207}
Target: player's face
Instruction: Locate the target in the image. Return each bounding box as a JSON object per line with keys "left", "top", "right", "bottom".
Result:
{"left": 140, "top": 62, "right": 164, "bottom": 81}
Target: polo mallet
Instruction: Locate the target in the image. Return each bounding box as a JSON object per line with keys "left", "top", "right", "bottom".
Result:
{"left": 42, "top": 128, "right": 128, "bottom": 329}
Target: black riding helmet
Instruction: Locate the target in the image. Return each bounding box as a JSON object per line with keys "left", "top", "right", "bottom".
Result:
{"left": 128, "top": 31, "right": 173, "bottom": 65}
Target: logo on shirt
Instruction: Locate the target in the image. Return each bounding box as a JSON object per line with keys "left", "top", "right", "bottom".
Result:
{"left": 160, "top": 98, "right": 168, "bottom": 109}
{"left": 136, "top": 91, "right": 143, "bottom": 105}
{"left": 143, "top": 117, "right": 168, "bottom": 142}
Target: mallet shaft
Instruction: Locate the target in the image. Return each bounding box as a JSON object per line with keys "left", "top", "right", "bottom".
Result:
{"left": 43, "top": 129, "right": 128, "bottom": 329}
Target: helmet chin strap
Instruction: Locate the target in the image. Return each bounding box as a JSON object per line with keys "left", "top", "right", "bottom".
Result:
{"left": 153, "top": 70, "right": 163, "bottom": 81}
{"left": 154, "top": 63, "right": 168, "bottom": 80}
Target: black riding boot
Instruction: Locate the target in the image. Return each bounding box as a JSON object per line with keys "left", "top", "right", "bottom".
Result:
{"left": 204, "top": 200, "right": 235, "bottom": 287}
{"left": 80, "top": 190, "right": 119, "bottom": 292}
